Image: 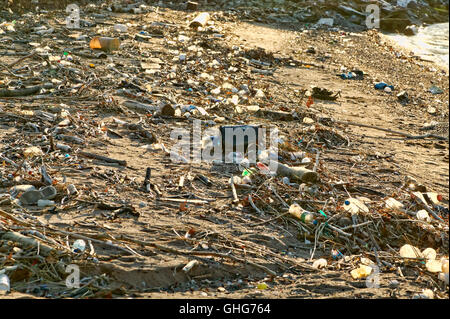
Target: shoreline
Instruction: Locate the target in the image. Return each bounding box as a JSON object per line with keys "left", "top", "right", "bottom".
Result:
{"left": 380, "top": 31, "right": 449, "bottom": 72}
{"left": 381, "top": 23, "right": 449, "bottom": 72}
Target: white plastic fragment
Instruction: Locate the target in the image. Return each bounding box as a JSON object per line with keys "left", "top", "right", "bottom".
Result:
{"left": 421, "top": 248, "right": 437, "bottom": 261}
{"left": 182, "top": 260, "right": 199, "bottom": 273}
{"left": 312, "top": 258, "right": 328, "bottom": 269}
{"left": 399, "top": 244, "right": 422, "bottom": 259}
{"left": 425, "top": 260, "right": 442, "bottom": 273}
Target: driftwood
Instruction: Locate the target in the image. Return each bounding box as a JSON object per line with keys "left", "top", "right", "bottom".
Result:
{"left": 0, "top": 85, "right": 42, "bottom": 97}
{"left": 157, "top": 198, "right": 210, "bottom": 204}
{"left": 7, "top": 51, "right": 37, "bottom": 68}
{"left": 122, "top": 100, "right": 158, "bottom": 113}
{"left": 78, "top": 151, "right": 127, "bottom": 166}
{"left": 1, "top": 231, "right": 54, "bottom": 257}
{"left": 118, "top": 235, "right": 277, "bottom": 276}
{"left": 275, "top": 162, "right": 319, "bottom": 183}
{"left": 255, "top": 109, "right": 294, "bottom": 121}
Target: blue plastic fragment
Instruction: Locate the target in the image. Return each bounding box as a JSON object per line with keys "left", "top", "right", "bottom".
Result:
{"left": 374, "top": 82, "right": 394, "bottom": 90}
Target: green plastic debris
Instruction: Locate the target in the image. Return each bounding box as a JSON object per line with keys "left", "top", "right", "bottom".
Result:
{"left": 318, "top": 210, "right": 327, "bottom": 218}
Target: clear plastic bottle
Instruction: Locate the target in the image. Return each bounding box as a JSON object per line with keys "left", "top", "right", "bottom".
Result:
{"left": 73, "top": 239, "right": 86, "bottom": 253}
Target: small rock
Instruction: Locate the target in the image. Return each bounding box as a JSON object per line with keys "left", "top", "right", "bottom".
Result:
{"left": 139, "top": 202, "right": 147, "bottom": 208}
{"left": 389, "top": 279, "right": 400, "bottom": 288}
{"left": 23, "top": 146, "right": 44, "bottom": 158}
{"left": 245, "top": 105, "right": 260, "bottom": 112}
{"left": 255, "top": 89, "right": 265, "bottom": 98}
{"left": 317, "top": 18, "right": 334, "bottom": 27}
{"left": 427, "top": 106, "right": 437, "bottom": 115}
{"left": 302, "top": 117, "right": 315, "bottom": 124}
{"left": 301, "top": 157, "right": 311, "bottom": 164}
{"left": 413, "top": 289, "right": 434, "bottom": 299}
{"left": 397, "top": 91, "right": 409, "bottom": 103}
{"left": 306, "top": 46, "right": 316, "bottom": 54}
{"left": 429, "top": 86, "right": 443, "bottom": 94}
{"left": 159, "top": 103, "right": 176, "bottom": 116}
{"left": 385, "top": 198, "right": 404, "bottom": 210}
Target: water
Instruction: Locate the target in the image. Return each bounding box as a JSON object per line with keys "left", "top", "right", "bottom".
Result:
{"left": 387, "top": 23, "right": 449, "bottom": 69}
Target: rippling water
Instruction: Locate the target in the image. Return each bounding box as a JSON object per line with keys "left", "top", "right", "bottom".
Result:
{"left": 387, "top": 23, "right": 449, "bottom": 69}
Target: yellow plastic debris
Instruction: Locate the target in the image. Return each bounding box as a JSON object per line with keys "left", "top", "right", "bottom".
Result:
{"left": 257, "top": 283, "right": 268, "bottom": 290}
{"left": 350, "top": 265, "right": 373, "bottom": 280}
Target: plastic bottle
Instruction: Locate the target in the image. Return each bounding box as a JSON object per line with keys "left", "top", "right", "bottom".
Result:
{"left": 289, "top": 204, "right": 317, "bottom": 224}
{"left": 37, "top": 199, "right": 55, "bottom": 207}
{"left": 73, "top": 239, "right": 86, "bottom": 253}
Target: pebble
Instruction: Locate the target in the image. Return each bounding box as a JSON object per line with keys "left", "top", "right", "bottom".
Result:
{"left": 427, "top": 106, "right": 437, "bottom": 115}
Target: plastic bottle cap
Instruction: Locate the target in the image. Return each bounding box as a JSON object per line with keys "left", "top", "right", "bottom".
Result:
{"left": 344, "top": 200, "right": 350, "bottom": 205}
{"left": 437, "top": 195, "right": 443, "bottom": 202}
